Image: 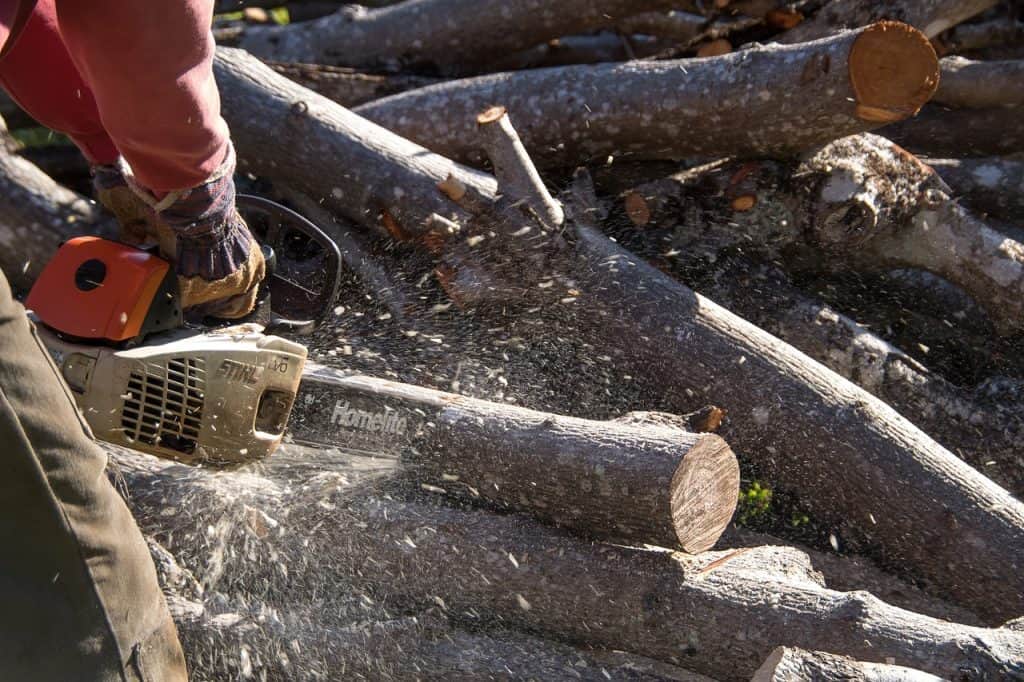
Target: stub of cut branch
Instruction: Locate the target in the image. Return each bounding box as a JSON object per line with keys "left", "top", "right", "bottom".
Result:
{"left": 476, "top": 106, "right": 564, "bottom": 228}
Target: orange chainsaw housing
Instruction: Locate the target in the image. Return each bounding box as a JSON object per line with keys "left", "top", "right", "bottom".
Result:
{"left": 26, "top": 236, "right": 177, "bottom": 342}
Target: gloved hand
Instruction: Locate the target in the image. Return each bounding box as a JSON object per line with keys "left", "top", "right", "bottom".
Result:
{"left": 93, "top": 145, "right": 265, "bottom": 320}
{"left": 92, "top": 163, "right": 152, "bottom": 246}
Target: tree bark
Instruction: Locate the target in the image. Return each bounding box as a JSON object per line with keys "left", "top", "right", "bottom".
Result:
{"left": 269, "top": 62, "right": 441, "bottom": 108}
{"left": 561, "top": 224, "right": 1024, "bottom": 624}
{"left": 882, "top": 103, "right": 1024, "bottom": 157}
{"left": 115, "top": 451, "right": 1024, "bottom": 681}
{"left": 169, "top": 588, "right": 713, "bottom": 681}
{"left": 215, "top": 50, "right": 1024, "bottom": 622}
{"left": 722, "top": 527, "right": 982, "bottom": 626}
{"left": 934, "top": 56, "right": 1024, "bottom": 108}
{"left": 925, "top": 156, "right": 1024, "bottom": 224}
{"left": 685, "top": 257, "right": 1024, "bottom": 497}
{"left": 751, "top": 647, "right": 944, "bottom": 681}
{"left": 214, "top": 47, "right": 495, "bottom": 240}
{"left": 0, "top": 120, "right": 112, "bottom": 290}
{"left": 620, "top": 133, "right": 1024, "bottom": 335}
{"left": 779, "top": 0, "right": 997, "bottom": 43}
{"left": 934, "top": 18, "right": 1024, "bottom": 56}
{"left": 292, "top": 363, "right": 740, "bottom": 554}
{"left": 235, "top": 0, "right": 688, "bottom": 74}
{"left": 355, "top": 22, "right": 939, "bottom": 169}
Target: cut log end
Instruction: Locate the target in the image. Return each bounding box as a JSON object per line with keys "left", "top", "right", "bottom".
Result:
{"left": 477, "top": 105, "right": 508, "bottom": 126}
{"left": 848, "top": 21, "right": 939, "bottom": 123}
{"left": 670, "top": 434, "right": 740, "bottom": 553}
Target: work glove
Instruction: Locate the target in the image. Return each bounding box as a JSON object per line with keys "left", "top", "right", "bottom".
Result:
{"left": 95, "top": 145, "right": 265, "bottom": 320}
{"left": 91, "top": 163, "right": 152, "bottom": 246}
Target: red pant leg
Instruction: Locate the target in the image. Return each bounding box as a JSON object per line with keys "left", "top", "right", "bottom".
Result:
{"left": 0, "top": 0, "right": 118, "bottom": 165}
{"left": 55, "top": 0, "right": 229, "bottom": 193}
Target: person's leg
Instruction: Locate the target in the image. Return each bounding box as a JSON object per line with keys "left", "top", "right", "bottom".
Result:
{"left": 55, "top": 0, "right": 264, "bottom": 318}
{"left": 0, "top": 0, "right": 117, "bottom": 164}
{"left": 0, "top": 269, "right": 188, "bottom": 681}
{"left": 54, "top": 0, "right": 228, "bottom": 194}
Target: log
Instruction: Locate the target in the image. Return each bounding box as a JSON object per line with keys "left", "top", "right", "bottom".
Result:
{"left": 235, "top": 0, "right": 688, "bottom": 74}
{"left": 620, "top": 134, "right": 1024, "bottom": 335}
{"left": 115, "top": 451, "right": 1024, "bottom": 680}
{"left": 0, "top": 118, "right": 111, "bottom": 290}
{"left": 926, "top": 156, "right": 1024, "bottom": 223}
{"left": 354, "top": 22, "right": 939, "bottom": 169}
{"left": 779, "top": 0, "right": 997, "bottom": 43}
{"left": 881, "top": 103, "right": 1024, "bottom": 157}
{"left": 751, "top": 647, "right": 944, "bottom": 681}
{"left": 214, "top": 47, "right": 495, "bottom": 240}
{"left": 269, "top": 62, "right": 441, "bottom": 108}
{"left": 482, "top": 32, "right": 671, "bottom": 72}
{"left": 169, "top": 587, "right": 713, "bottom": 681}
{"left": 686, "top": 256, "right": 1024, "bottom": 497}
{"left": 934, "top": 56, "right": 1024, "bottom": 108}
{"left": 721, "top": 528, "right": 982, "bottom": 625}
{"left": 934, "top": 18, "right": 1024, "bottom": 56}
{"left": 561, "top": 221, "right": 1024, "bottom": 624}
{"left": 292, "top": 364, "right": 741, "bottom": 553}
{"left": 215, "top": 50, "right": 1024, "bottom": 621}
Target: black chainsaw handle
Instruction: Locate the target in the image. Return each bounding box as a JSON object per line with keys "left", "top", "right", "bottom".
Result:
{"left": 235, "top": 194, "right": 343, "bottom": 326}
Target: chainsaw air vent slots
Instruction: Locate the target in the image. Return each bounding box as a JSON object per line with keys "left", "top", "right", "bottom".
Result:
{"left": 121, "top": 357, "right": 206, "bottom": 454}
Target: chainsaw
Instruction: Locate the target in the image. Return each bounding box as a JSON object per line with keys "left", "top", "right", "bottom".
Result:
{"left": 26, "top": 195, "right": 344, "bottom": 464}
{"left": 27, "top": 195, "right": 534, "bottom": 467}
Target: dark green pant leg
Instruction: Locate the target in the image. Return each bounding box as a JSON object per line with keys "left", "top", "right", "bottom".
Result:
{"left": 0, "top": 270, "right": 187, "bottom": 681}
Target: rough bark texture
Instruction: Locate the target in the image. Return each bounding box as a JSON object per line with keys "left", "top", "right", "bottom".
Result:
{"left": 214, "top": 47, "right": 495, "bottom": 239}
{"left": 236, "top": 0, "right": 687, "bottom": 74}
{"left": 477, "top": 106, "right": 565, "bottom": 228}
{"left": 293, "top": 364, "right": 740, "bottom": 553}
{"left": 562, "top": 224, "right": 1024, "bottom": 624}
{"left": 687, "top": 257, "right": 1024, "bottom": 497}
{"left": 151, "top": 531, "right": 712, "bottom": 681}
{"left": 269, "top": 62, "right": 441, "bottom": 108}
{"left": 216, "top": 52, "right": 1024, "bottom": 622}
{"left": 882, "top": 104, "right": 1024, "bottom": 157}
{"left": 780, "top": 0, "right": 998, "bottom": 42}
{"left": 355, "top": 23, "right": 938, "bottom": 169}
{"left": 935, "top": 56, "right": 1024, "bottom": 108}
{"left": 934, "top": 19, "right": 1024, "bottom": 56}
{"left": 115, "top": 450, "right": 1024, "bottom": 681}
{"left": 0, "top": 123, "right": 112, "bottom": 290}
{"left": 621, "top": 134, "right": 1024, "bottom": 335}
{"left": 926, "top": 156, "right": 1024, "bottom": 223}
{"left": 722, "top": 528, "right": 982, "bottom": 626}
{"left": 751, "top": 647, "right": 944, "bottom": 681}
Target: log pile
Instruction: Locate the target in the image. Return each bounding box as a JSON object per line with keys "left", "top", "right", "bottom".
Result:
{"left": 2, "top": 1, "right": 1024, "bottom": 679}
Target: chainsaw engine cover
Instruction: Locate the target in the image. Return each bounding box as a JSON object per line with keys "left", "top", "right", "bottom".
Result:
{"left": 35, "top": 321, "right": 307, "bottom": 464}
{"left": 26, "top": 236, "right": 180, "bottom": 343}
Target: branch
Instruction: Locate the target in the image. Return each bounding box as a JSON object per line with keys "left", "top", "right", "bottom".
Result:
{"left": 926, "top": 156, "right": 1024, "bottom": 224}
{"left": 476, "top": 106, "right": 564, "bottom": 228}
{"left": 752, "top": 647, "right": 944, "bottom": 681}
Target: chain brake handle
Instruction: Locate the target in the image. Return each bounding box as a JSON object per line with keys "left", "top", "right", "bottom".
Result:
{"left": 235, "top": 194, "right": 342, "bottom": 334}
